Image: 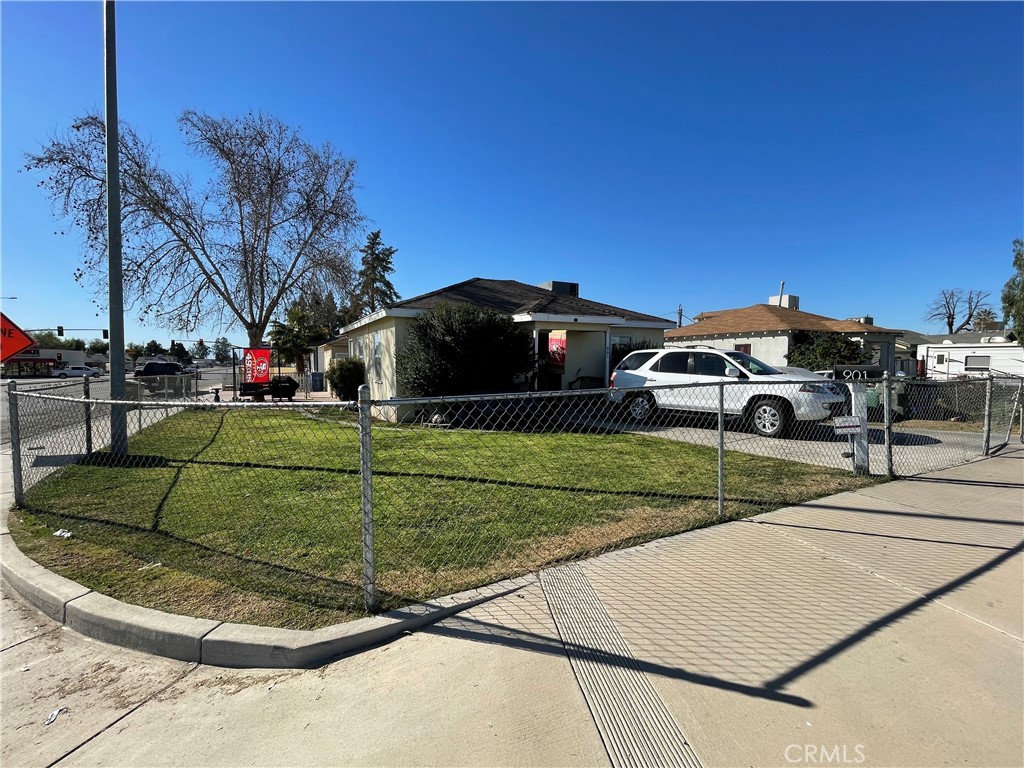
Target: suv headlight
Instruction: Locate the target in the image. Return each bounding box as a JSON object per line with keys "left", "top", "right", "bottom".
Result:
{"left": 798, "top": 383, "right": 829, "bottom": 394}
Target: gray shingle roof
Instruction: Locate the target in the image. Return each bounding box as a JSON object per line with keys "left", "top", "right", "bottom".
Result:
{"left": 391, "top": 278, "right": 673, "bottom": 324}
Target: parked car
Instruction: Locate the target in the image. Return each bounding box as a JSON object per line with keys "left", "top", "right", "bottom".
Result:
{"left": 135, "top": 360, "right": 190, "bottom": 394}
{"left": 609, "top": 347, "right": 845, "bottom": 437}
{"left": 52, "top": 365, "right": 102, "bottom": 379}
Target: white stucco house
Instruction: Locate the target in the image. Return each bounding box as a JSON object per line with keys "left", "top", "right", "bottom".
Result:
{"left": 664, "top": 297, "right": 903, "bottom": 372}
{"left": 341, "top": 278, "right": 674, "bottom": 403}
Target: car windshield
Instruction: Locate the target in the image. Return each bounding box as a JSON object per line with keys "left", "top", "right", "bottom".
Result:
{"left": 725, "top": 351, "right": 781, "bottom": 375}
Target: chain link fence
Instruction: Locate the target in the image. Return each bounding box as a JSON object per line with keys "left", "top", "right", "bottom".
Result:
{"left": 5, "top": 374, "right": 1022, "bottom": 623}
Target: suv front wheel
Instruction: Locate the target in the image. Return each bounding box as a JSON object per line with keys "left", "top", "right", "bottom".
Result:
{"left": 750, "top": 399, "right": 790, "bottom": 438}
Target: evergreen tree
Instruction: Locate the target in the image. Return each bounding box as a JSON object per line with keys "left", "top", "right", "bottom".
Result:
{"left": 190, "top": 339, "right": 211, "bottom": 361}
{"left": 211, "top": 337, "right": 233, "bottom": 364}
{"left": 1001, "top": 239, "right": 1024, "bottom": 341}
{"left": 143, "top": 340, "right": 168, "bottom": 357}
{"left": 356, "top": 230, "right": 400, "bottom": 314}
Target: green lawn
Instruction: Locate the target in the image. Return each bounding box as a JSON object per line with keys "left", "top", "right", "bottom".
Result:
{"left": 11, "top": 407, "right": 879, "bottom": 629}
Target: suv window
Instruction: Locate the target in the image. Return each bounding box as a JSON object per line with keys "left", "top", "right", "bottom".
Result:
{"left": 142, "top": 362, "right": 183, "bottom": 376}
{"left": 616, "top": 351, "right": 658, "bottom": 371}
{"left": 654, "top": 351, "right": 690, "bottom": 374}
{"left": 693, "top": 353, "right": 728, "bottom": 377}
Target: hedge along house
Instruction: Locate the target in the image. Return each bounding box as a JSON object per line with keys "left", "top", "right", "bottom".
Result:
{"left": 340, "top": 278, "right": 675, "bottom": 404}
{"left": 664, "top": 296, "right": 904, "bottom": 372}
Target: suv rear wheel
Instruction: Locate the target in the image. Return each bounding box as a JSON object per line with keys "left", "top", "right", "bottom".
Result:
{"left": 750, "top": 399, "right": 790, "bottom": 438}
{"left": 627, "top": 393, "right": 656, "bottom": 422}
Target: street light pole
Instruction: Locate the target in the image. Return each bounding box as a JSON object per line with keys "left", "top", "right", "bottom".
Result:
{"left": 105, "top": 0, "right": 128, "bottom": 455}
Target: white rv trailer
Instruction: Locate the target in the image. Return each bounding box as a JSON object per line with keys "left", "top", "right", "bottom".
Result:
{"left": 917, "top": 337, "right": 1023, "bottom": 380}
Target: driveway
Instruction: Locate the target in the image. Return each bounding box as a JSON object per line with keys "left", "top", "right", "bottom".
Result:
{"left": 620, "top": 416, "right": 985, "bottom": 477}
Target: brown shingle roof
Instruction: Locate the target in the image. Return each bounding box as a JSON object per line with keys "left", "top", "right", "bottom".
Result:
{"left": 665, "top": 304, "right": 902, "bottom": 339}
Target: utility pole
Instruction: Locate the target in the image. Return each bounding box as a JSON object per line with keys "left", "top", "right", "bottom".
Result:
{"left": 105, "top": 0, "right": 128, "bottom": 455}
{"left": 677, "top": 304, "right": 683, "bottom": 328}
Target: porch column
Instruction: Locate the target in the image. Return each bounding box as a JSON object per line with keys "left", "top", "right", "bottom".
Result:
{"left": 533, "top": 329, "right": 540, "bottom": 391}
{"left": 604, "top": 330, "right": 611, "bottom": 386}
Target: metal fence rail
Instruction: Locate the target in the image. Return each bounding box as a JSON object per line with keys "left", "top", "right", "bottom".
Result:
{"left": 5, "top": 374, "right": 1021, "bottom": 620}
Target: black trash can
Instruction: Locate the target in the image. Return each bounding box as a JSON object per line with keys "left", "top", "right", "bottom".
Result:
{"left": 310, "top": 371, "right": 325, "bottom": 392}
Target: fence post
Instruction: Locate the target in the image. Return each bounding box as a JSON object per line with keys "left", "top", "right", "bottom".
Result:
{"left": 982, "top": 375, "right": 993, "bottom": 456}
{"left": 358, "top": 384, "right": 377, "bottom": 613}
{"left": 83, "top": 375, "right": 93, "bottom": 456}
{"left": 1008, "top": 380, "right": 1024, "bottom": 446}
{"left": 850, "top": 382, "right": 870, "bottom": 475}
{"left": 717, "top": 382, "right": 725, "bottom": 518}
{"left": 882, "top": 373, "right": 894, "bottom": 478}
{"left": 7, "top": 381, "right": 24, "bottom": 506}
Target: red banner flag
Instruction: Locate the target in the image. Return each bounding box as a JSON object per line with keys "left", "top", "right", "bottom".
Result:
{"left": 243, "top": 348, "right": 271, "bottom": 384}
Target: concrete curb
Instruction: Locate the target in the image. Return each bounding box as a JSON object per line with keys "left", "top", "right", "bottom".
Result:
{"left": 66, "top": 591, "right": 222, "bottom": 663}
{"left": 1, "top": 533, "right": 92, "bottom": 622}
{"left": 1, "top": 516, "right": 531, "bottom": 667}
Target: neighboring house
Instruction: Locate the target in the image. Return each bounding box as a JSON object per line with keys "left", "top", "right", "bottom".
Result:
{"left": 663, "top": 296, "right": 903, "bottom": 372}
{"left": 341, "top": 278, "right": 674, "bottom": 402}
{"left": 312, "top": 335, "right": 349, "bottom": 373}
{"left": 915, "top": 332, "right": 1021, "bottom": 379}
{"left": 893, "top": 329, "right": 935, "bottom": 374}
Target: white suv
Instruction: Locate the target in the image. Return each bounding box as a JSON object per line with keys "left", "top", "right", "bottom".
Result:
{"left": 52, "top": 365, "right": 102, "bottom": 379}
{"left": 609, "top": 347, "right": 845, "bottom": 437}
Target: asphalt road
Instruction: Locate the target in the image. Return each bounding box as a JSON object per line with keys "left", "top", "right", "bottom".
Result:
{"left": 0, "top": 369, "right": 241, "bottom": 446}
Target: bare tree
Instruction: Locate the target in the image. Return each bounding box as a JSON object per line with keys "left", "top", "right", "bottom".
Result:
{"left": 924, "top": 289, "right": 992, "bottom": 334}
{"left": 25, "top": 111, "right": 363, "bottom": 347}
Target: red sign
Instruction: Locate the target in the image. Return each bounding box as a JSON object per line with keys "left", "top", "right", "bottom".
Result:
{"left": 548, "top": 330, "right": 567, "bottom": 374}
{"left": 1, "top": 313, "right": 36, "bottom": 363}
{"left": 243, "top": 348, "right": 271, "bottom": 384}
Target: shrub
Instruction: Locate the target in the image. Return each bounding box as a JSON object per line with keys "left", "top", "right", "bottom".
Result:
{"left": 325, "top": 357, "right": 365, "bottom": 401}
{"left": 397, "top": 302, "right": 535, "bottom": 397}
{"left": 787, "top": 331, "right": 871, "bottom": 371}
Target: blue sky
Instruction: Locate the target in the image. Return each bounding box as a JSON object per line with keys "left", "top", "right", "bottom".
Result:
{"left": 2, "top": 1, "right": 1022, "bottom": 349}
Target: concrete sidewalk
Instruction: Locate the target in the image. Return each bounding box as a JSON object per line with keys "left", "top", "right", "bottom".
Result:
{"left": 2, "top": 449, "right": 1022, "bottom": 766}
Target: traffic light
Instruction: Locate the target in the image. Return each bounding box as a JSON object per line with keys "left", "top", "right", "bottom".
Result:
{"left": 198, "top": 338, "right": 204, "bottom": 346}
{"left": 57, "top": 326, "right": 64, "bottom": 337}
{"left": 102, "top": 329, "right": 109, "bottom": 339}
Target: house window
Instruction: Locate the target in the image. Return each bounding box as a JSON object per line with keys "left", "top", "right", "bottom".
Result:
{"left": 611, "top": 335, "right": 632, "bottom": 346}
{"left": 373, "top": 331, "right": 382, "bottom": 380}
{"left": 964, "top": 355, "right": 990, "bottom": 371}
{"left": 734, "top": 344, "right": 751, "bottom": 355}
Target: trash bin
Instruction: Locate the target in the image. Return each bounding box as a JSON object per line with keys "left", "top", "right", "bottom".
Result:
{"left": 310, "top": 371, "right": 325, "bottom": 392}
{"left": 269, "top": 375, "right": 300, "bottom": 401}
